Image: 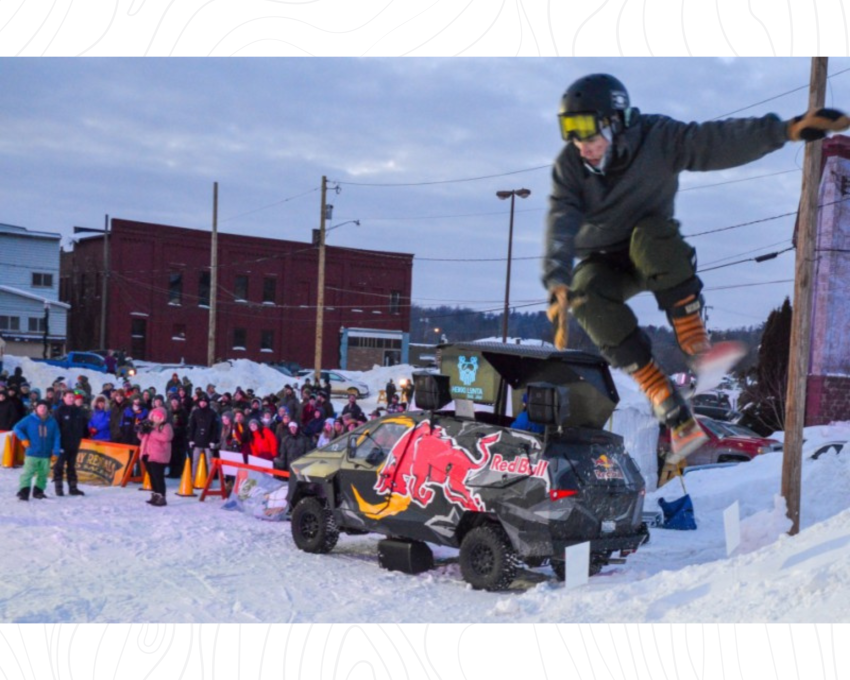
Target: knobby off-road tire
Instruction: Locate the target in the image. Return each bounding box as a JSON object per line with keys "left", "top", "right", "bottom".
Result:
{"left": 291, "top": 496, "right": 339, "bottom": 554}
{"left": 459, "top": 524, "right": 519, "bottom": 591}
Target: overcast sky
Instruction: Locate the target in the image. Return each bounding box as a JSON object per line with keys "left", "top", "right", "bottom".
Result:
{"left": 4, "top": 57, "right": 850, "bottom": 332}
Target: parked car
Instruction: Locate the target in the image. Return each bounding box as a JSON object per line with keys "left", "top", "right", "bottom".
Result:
{"left": 658, "top": 415, "right": 782, "bottom": 469}
{"left": 33, "top": 351, "right": 115, "bottom": 374}
{"left": 288, "top": 344, "right": 648, "bottom": 591}
{"left": 297, "top": 369, "right": 370, "bottom": 397}
{"left": 691, "top": 403, "right": 743, "bottom": 423}
{"left": 805, "top": 440, "right": 847, "bottom": 460}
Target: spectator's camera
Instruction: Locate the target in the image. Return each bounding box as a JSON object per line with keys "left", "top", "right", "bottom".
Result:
{"left": 136, "top": 419, "right": 154, "bottom": 435}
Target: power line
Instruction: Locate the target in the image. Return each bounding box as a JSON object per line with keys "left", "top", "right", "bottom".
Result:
{"left": 336, "top": 164, "right": 549, "bottom": 188}
{"left": 219, "top": 186, "right": 320, "bottom": 223}
{"left": 710, "top": 65, "right": 850, "bottom": 119}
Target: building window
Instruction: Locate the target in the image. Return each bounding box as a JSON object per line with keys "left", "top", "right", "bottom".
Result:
{"left": 260, "top": 330, "right": 274, "bottom": 352}
{"left": 172, "top": 323, "right": 186, "bottom": 341}
{"left": 390, "top": 290, "right": 401, "bottom": 315}
{"left": 32, "top": 272, "right": 53, "bottom": 288}
{"left": 169, "top": 272, "right": 183, "bottom": 305}
{"left": 28, "top": 317, "right": 46, "bottom": 333}
{"left": 0, "top": 316, "right": 21, "bottom": 331}
{"left": 199, "top": 271, "right": 210, "bottom": 307}
{"left": 262, "top": 277, "right": 276, "bottom": 304}
{"left": 234, "top": 275, "right": 249, "bottom": 302}
{"left": 233, "top": 327, "right": 247, "bottom": 350}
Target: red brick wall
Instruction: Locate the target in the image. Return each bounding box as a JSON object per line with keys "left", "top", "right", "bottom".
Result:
{"left": 806, "top": 375, "right": 850, "bottom": 425}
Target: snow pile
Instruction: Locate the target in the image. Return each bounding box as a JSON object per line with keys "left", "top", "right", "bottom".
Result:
{"left": 4, "top": 353, "right": 850, "bottom": 624}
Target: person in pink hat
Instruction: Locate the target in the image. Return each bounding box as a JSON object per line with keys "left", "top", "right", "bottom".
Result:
{"left": 137, "top": 407, "right": 174, "bottom": 507}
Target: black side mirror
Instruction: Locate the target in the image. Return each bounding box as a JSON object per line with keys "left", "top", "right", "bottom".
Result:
{"left": 365, "top": 447, "right": 386, "bottom": 466}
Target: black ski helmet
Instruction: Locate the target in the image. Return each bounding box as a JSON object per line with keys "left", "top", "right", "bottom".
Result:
{"left": 559, "top": 74, "right": 633, "bottom": 138}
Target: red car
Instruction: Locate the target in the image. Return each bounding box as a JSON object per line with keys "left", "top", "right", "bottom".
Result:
{"left": 658, "top": 415, "right": 782, "bottom": 468}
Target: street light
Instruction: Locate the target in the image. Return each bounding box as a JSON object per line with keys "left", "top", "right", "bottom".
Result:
{"left": 496, "top": 188, "right": 531, "bottom": 342}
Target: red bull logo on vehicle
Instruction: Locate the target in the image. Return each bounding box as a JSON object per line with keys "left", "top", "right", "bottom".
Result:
{"left": 354, "top": 420, "right": 501, "bottom": 519}
{"left": 489, "top": 454, "right": 549, "bottom": 480}
{"left": 593, "top": 454, "right": 624, "bottom": 481}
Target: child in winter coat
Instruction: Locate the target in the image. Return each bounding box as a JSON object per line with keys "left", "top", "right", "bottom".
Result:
{"left": 13, "top": 400, "right": 61, "bottom": 500}
{"left": 138, "top": 407, "right": 173, "bottom": 507}
{"left": 87, "top": 395, "right": 111, "bottom": 441}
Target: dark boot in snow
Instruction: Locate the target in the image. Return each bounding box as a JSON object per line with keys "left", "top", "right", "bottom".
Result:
{"left": 152, "top": 494, "right": 167, "bottom": 507}
{"left": 32, "top": 487, "right": 47, "bottom": 500}
{"left": 16, "top": 487, "right": 30, "bottom": 501}
{"left": 68, "top": 486, "right": 85, "bottom": 496}
{"left": 146, "top": 493, "right": 158, "bottom": 505}
{"left": 54, "top": 483, "right": 64, "bottom": 497}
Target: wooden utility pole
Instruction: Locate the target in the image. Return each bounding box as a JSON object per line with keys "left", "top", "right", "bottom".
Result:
{"left": 314, "top": 176, "right": 328, "bottom": 382}
{"left": 207, "top": 182, "right": 219, "bottom": 367}
{"left": 782, "top": 57, "right": 828, "bottom": 536}
{"left": 99, "top": 214, "right": 110, "bottom": 349}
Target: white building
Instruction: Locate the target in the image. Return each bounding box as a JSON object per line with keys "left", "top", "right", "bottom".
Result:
{"left": 0, "top": 223, "right": 69, "bottom": 358}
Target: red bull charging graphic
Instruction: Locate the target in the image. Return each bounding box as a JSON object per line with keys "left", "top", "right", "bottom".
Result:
{"left": 353, "top": 420, "right": 502, "bottom": 519}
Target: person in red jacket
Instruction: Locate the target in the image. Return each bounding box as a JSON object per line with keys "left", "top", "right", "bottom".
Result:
{"left": 247, "top": 418, "right": 277, "bottom": 461}
{"left": 138, "top": 407, "right": 174, "bottom": 507}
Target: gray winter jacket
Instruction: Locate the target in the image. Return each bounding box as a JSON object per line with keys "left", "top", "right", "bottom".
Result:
{"left": 543, "top": 112, "right": 789, "bottom": 290}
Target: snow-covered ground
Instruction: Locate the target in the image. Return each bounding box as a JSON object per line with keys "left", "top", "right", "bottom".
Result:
{"left": 2, "top": 353, "right": 850, "bottom": 626}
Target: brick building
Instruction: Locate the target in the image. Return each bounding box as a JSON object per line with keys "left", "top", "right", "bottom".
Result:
{"left": 806, "top": 136, "right": 850, "bottom": 424}
{"left": 61, "top": 218, "right": 413, "bottom": 367}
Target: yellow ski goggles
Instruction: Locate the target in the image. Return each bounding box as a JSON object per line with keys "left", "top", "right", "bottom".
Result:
{"left": 559, "top": 113, "right": 603, "bottom": 142}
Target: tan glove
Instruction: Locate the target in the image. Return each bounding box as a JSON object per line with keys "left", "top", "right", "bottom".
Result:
{"left": 546, "top": 285, "right": 570, "bottom": 350}
{"left": 787, "top": 108, "right": 850, "bottom": 141}
{"left": 21, "top": 439, "right": 30, "bottom": 448}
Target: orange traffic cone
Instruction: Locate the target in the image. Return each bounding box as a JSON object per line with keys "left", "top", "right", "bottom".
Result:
{"left": 140, "top": 468, "right": 152, "bottom": 491}
{"left": 2, "top": 435, "right": 16, "bottom": 468}
{"left": 193, "top": 452, "right": 208, "bottom": 490}
{"left": 176, "top": 457, "right": 197, "bottom": 497}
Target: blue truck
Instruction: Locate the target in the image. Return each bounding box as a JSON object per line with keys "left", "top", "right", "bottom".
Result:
{"left": 34, "top": 351, "right": 136, "bottom": 378}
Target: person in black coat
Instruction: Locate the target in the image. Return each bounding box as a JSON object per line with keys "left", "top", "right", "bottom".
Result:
{"left": 341, "top": 393, "right": 365, "bottom": 423}
{"left": 108, "top": 390, "right": 127, "bottom": 442}
{"left": 120, "top": 397, "right": 148, "bottom": 445}
{"left": 167, "top": 396, "right": 189, "bottom": 478}
{"left": 274, "top": 421, "right": 312, "bottom": 473}
{"left": 54, "top": 390, "right": 89, "bottom": 496}
{"left": 187, "top": 395, "right": 219, "bottom": 481}
{"left": 0, "top": 389, "right": 18, "bottom": 431}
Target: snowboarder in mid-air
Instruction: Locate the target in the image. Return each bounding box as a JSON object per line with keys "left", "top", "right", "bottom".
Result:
{"left": 544, "top": 73, "right": 849, "bottom": 462}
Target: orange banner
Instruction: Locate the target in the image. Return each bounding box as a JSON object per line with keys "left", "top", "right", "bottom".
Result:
{"left": 74, "top": 439, "right": 139, "bottom": 486}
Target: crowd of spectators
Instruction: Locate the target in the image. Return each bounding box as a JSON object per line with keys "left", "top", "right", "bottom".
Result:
{"left": 2, "top": 366, "right": 412, "bottom": 500}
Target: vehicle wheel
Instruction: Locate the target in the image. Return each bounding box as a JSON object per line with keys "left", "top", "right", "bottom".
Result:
{"left": 459, "top": 524, "right": 518, "bottom": 591}
{"left": 291, "top": 497, "right": 339, "bottom": 554}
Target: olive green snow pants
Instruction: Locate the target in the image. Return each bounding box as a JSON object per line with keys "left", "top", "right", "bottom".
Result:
{"left": 569, "top": 216, "right": 700, "bottom": 365}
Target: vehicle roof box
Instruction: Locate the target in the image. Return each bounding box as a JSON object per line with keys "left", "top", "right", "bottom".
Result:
{"left": 444, "top": 343, "right": 619, "bottom": 429}
{"left": 413, "top": 373, "right": 452, "bottom": 411}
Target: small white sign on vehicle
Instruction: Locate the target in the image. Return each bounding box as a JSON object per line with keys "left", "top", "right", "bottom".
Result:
{"left": 563, "top": 541, "right": 590, "bottom": 590}
{"left": 724, "top": 500, "right": 741, "bottom": 556}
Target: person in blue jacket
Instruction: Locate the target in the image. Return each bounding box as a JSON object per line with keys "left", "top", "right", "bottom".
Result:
{"left": 510, "top": 394, "right": 545, "bottom": 434}
{"left": 13, "top": 399, "right": 61, "bottom": 500}
{"left": 87, "top": 395, "right": 111, "bottom": 441}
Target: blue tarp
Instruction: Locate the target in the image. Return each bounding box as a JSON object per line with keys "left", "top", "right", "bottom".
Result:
{"left": 658, "top": 495, "right": 697, "bottom": 530}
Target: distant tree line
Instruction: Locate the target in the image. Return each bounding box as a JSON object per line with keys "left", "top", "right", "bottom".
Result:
{"left": 410, "top": 304, "right": 766, "bottom": 375}
{"left": 410, "top": 298, "right": 793, "bottom": 437}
